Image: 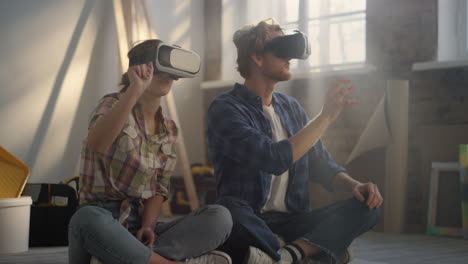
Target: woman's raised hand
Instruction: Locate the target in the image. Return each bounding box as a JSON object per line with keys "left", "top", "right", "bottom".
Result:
{"left": 127, "top": 62, "right": 154, "bottom": 97}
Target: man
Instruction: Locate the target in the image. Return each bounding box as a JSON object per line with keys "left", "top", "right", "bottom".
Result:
{"left": 206, "top": 19, "right": 383, "bottom": 264}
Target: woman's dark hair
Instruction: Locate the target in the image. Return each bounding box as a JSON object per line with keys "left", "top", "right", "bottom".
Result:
{"left": 119, "top": 39, "right": 163, "bottom": 92}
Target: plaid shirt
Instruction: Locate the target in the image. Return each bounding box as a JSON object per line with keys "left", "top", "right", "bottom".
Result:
{"left": 79, "top": 93, "right": 177, "bottom": 224}
{"left": 207, "top": 83, "right": 346, "bottom": 213}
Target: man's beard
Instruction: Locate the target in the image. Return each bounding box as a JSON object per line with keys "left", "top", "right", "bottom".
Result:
{"left": 268, "top": 71, "right": 291, "bottom": 82}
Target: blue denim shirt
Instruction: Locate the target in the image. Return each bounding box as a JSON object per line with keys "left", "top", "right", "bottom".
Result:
{"left": 207, "top": 83, "right": 346, "bottom": 213}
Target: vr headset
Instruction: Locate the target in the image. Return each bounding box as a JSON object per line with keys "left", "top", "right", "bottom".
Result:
{"left": 264, "top": 30, "right": 311, "bottom": 60}
{"left": 129, "top": 43, "right": 201, "bottom": 80}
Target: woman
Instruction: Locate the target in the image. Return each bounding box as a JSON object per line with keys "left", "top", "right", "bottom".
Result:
{"left": 68, "top": 39, "right": 232, "bottom": 264}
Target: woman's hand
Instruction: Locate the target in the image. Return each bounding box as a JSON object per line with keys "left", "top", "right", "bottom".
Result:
{"left": 127, "top": 62, "right": 154, "bottom": 97}
{"left": 320, "top": 78, "right": 357, "bottom": 122}
{"left": 136, "top": 226, "right": 157, "bottom": 246}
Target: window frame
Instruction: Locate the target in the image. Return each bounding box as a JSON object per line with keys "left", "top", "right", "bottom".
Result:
{"left": 280, "top": 0, "right": 367, "bottom": 73}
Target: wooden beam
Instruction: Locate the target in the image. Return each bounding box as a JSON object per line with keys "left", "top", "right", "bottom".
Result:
{"left": 140, "top": 0, "right": 200, "bottom": 211}
{"left": 384, "top": 80, "right": 409, "bottom": 233}
{"left": 113, "top": 0, "right": 199, "bottom": 214}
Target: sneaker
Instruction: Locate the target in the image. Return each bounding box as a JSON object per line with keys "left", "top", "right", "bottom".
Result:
{"left": 244, "top": 246, "right": 292, "bottom": 264}
{"left": 184, "top": 250, "right": 232, "bottom": 264}
{"left": 89, "top": 256, "right": 103, "bottom": 264}
{"left": 337, "top": 248, "right": 354, "bottom": 264}
{"left": 298, "top": 248, "right": 354, "bottom": 264}
{"left": 297, "top": 258, "right": 320, "bottom": 264}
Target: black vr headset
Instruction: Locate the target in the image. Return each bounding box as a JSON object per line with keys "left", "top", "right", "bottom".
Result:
{"left": 129, "top": 43, "right": 201, "bottom": 80}
{"left": 264, "top": 30, "right": 311, "bottom": 60}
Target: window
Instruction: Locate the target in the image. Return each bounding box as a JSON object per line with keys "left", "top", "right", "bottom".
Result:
{"left": 221, "top": 0, "right": 367, "bottom": 80}
{"left": 248, "top": 0, "right": 367, "bottom": 72}
{"left": 437, "top": 0, "right": 468, "bottom": 61}
{"left": 413, "top": 0, "right": 468, "bottom": 71}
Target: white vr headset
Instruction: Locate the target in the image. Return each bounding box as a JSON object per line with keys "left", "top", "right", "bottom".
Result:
{"left": 129, "top": 43, "right": 201, "bottom": 80}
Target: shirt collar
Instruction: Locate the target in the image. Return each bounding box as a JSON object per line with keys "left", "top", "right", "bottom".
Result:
{"left": 233, "top": 82, "right": 278, "bottom": 108}
{"left": 118, "top": 92, "right": 168, "bottom": 138}
{"left": 135, "top": 105, "right": 168, "bottom": 136}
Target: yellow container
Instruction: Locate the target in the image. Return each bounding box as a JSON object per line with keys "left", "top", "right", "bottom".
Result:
{"left": 0, "top": 146, "right": 30, "bottom": 198}
{"left": 460, "top": 144, "right": 468, "bottom": 168}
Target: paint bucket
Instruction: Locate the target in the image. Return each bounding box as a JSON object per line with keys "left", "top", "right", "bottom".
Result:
{"left": 0, "top": 196, "right": 32, "bottom": 253}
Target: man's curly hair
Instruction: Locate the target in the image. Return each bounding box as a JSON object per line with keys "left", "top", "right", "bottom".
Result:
{"left": 233, "top": 18, "right": 283, "bottom": 78}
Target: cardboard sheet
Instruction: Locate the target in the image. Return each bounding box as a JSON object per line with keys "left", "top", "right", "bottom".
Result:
{"left": 346, "top": 80, "right": 409, "bottom": 233}
{"left": 346, "top": 95, "right": 392, "bottom": 165}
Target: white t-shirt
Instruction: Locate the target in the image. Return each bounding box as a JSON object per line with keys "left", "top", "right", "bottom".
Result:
{"left": 261, "top": 104, "right": 290, "bottom": 213}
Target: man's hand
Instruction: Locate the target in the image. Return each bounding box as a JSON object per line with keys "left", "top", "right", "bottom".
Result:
{"left": 320, "top": 78, "right": 357, "bottom": 122}
{"left": 353, "top": 182, "right": 383, "bottom": 209}
{"left": 136, "top": 226, "right": 157, "bottom": 246}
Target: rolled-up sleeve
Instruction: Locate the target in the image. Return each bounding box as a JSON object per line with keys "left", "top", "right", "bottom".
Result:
{"left": 88, "top": 95, "right": 119, "bottom": 129}
{"left": 207, "top": 100, "right": 293, "bottom": 175}
{"left": 291, "top": 99, "right": 346, "bottom": 192}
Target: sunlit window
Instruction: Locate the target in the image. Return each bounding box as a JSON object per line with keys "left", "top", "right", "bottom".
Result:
{"left": 437, "top": 0, "right": 468, "bottom": 61}
{"left": 253, "top": 0, "right": 367, "bottom": 72}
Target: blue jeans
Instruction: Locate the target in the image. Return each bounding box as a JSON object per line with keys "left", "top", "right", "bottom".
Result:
{"left": 217, "top": 196, "right": 380, "bottom": 264}
{"left": 68, "top": 201, "right": 233, "bottom": 264}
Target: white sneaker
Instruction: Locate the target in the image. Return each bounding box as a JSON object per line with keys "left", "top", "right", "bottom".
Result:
{"left": 298, "top": 248, "right": 354, "bottom": 264}
{"left": 297, "top": 257, "right": 320, "bottom": 264}
{"left": 184, "top": 250, "right": 232, "bottom": 264}
{"left": 244, "top": 246, "right": 292, "bottom": 264}
{"left": 337, "top": 248, "right": 353, "bottom": 264}
{"left": 89, "top": 256, "right": 103, "bottom": 264}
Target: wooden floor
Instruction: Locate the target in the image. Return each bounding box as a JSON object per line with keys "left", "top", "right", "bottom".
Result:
{"left": 352, "top": 232, "right": 468, "bottom": 264}
{"left": 0, "top": 232, "right": 467, "bottom": 264}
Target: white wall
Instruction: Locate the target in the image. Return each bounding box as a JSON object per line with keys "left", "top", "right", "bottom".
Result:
{"left": 0, "top": 0, "right": 205, "bottom": 183}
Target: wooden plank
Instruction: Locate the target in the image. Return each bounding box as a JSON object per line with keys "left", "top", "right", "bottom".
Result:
{"left": 164, "top": 91, "right": 200, "bottom": 210}
{"left": 130, "top": 0, "right": 174, "bottom": 216}
{"left": 112, "top": 0, "right": 199, "bottom": 215}
{"left": 140, "top": 0, "right": 199, "bottom": 211}
{"left": 384, "top": 80, "right": 409, "bottom": 233}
